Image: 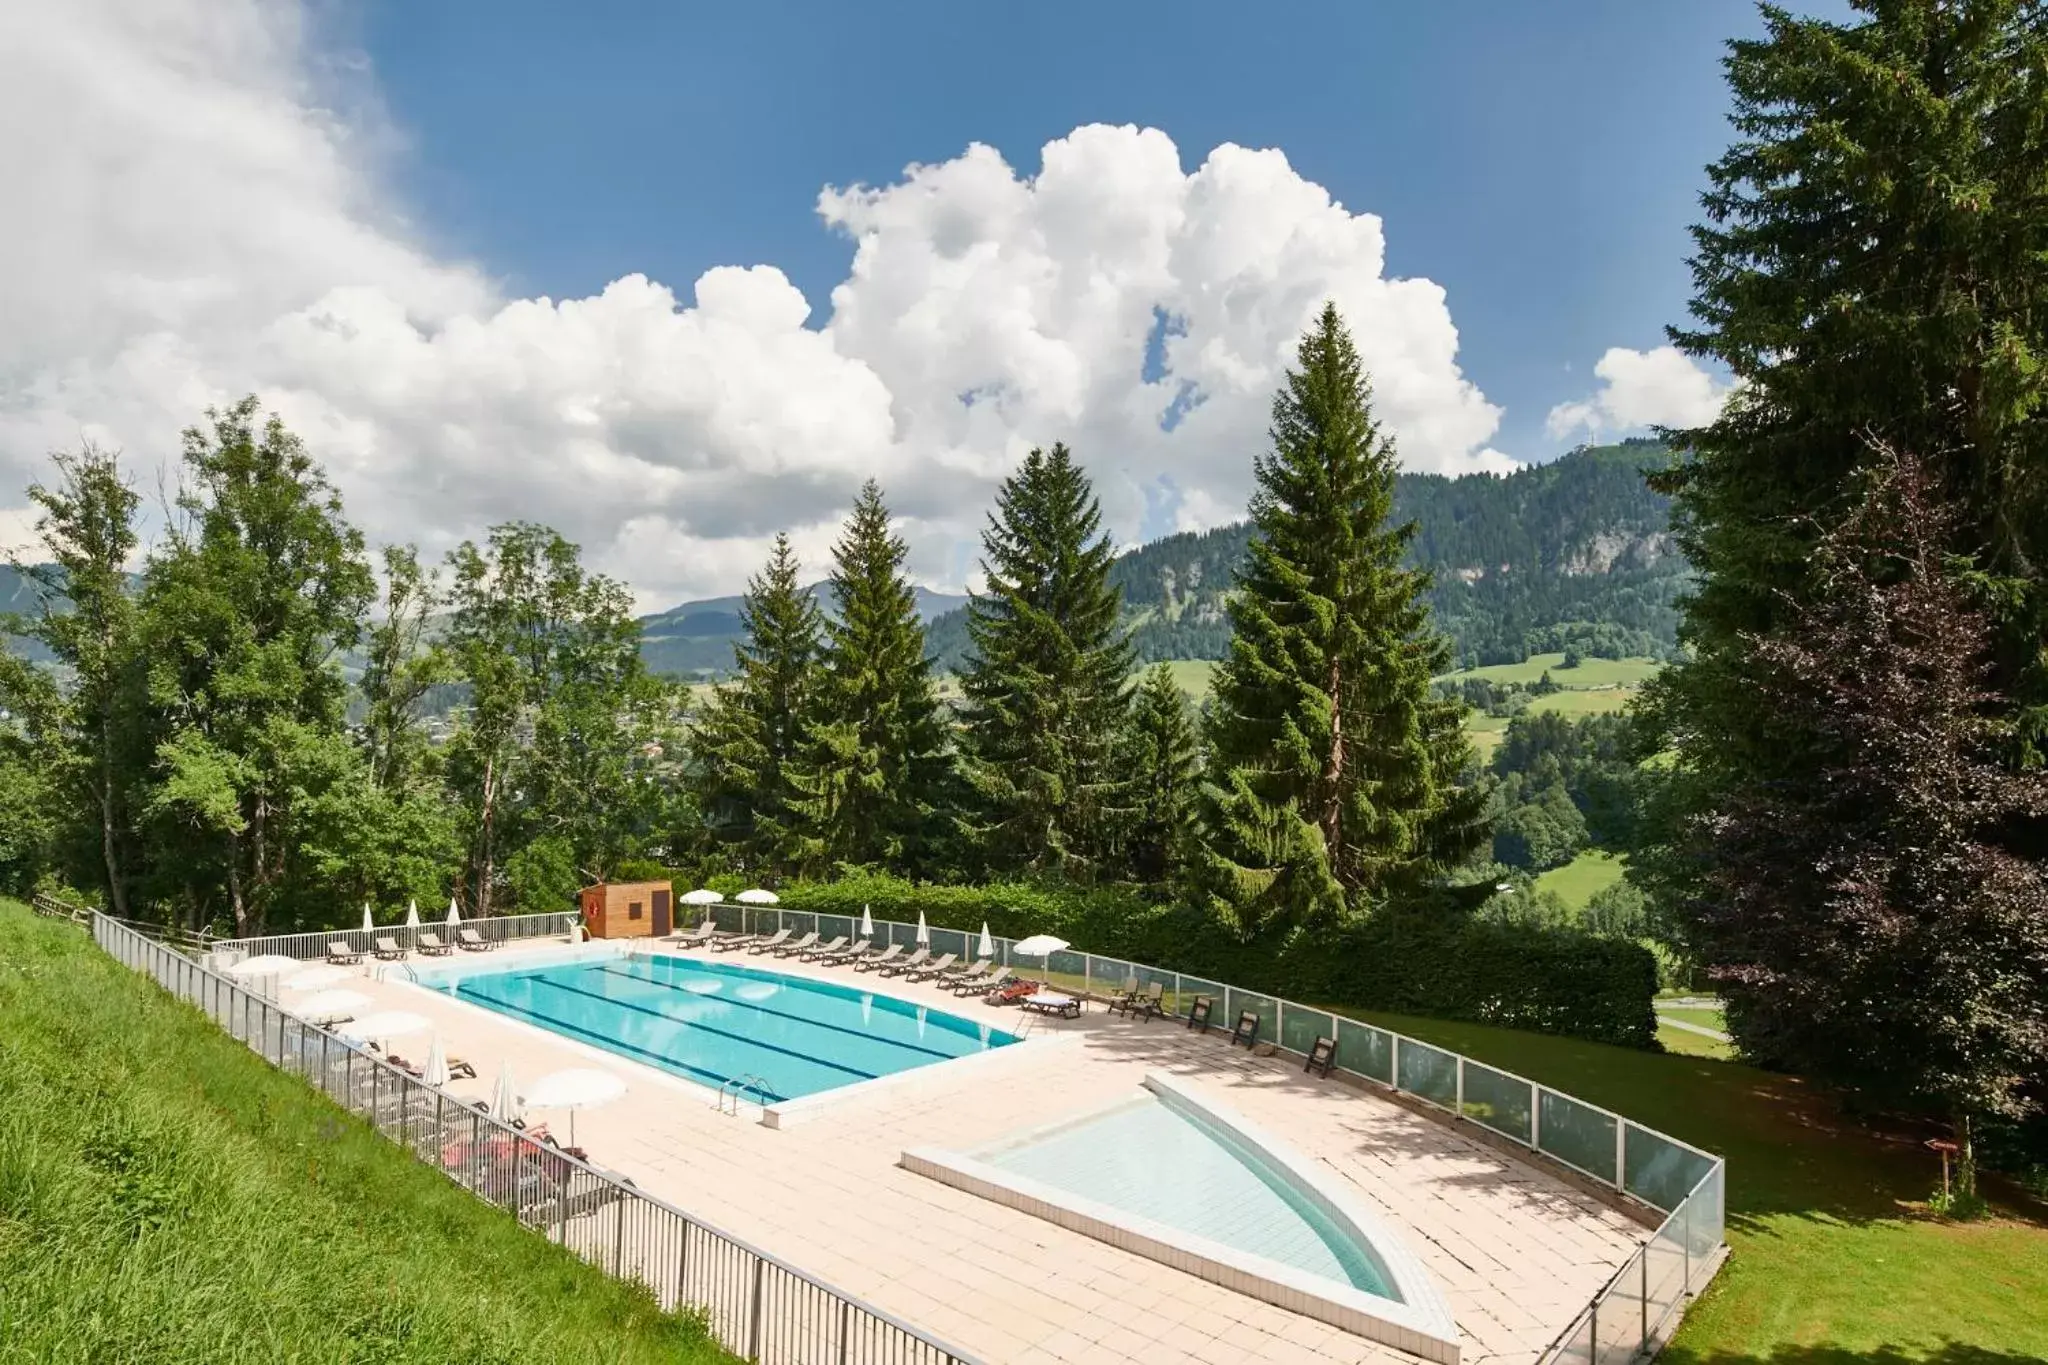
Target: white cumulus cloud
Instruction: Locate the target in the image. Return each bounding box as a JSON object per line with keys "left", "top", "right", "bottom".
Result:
{"left": 1545, "top": 346, "right": 1731, "bottom": 443}
{"left": 3, "top": 0, "right": 1517, "bottom": 607}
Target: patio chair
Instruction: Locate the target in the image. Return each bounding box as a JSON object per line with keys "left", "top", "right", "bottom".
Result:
{"left": 904, "top": 952, "right": 957, "bottom": 982}
{"left": 1230, "top": 1010, "right": 1261, "bottom": 1049}
{"left": 417, "top": 931, "right": 454, "bottom": 957}
{"left": 1113, "top": 981, "right": 1166, "bottom": 1021}
{"left": 456, "top": 928, "right": 497, "bottom": 953}
{"left": 326, "top": 939, "right": 363, "bottom": 965}
{"left": 745, "top": 928, "right": 793, "bottom": 956}
{"left": 770, "top": 930, "right": 817, "bottom": 958}
{"left": 1103, "top": 975, "right": 1141, "bottom": 1014}
{"left": 372, "top": 935, "right": 408, "bottom": 961}
{"left": 854, "top": 943, "right": 903, "bottom": 973}
{"left": 798, "top": 935, "right": 848, "bottom": 961}
{"left": 879, "top": 946, "right": 930, "bottom": 977}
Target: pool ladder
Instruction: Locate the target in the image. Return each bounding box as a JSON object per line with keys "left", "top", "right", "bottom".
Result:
{"left": 716, "top": 1074, "right": 771, "bottom": 1116}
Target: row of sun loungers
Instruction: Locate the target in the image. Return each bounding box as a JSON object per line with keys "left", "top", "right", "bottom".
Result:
{"left": 326, "top": 929, "right": 498, "bottom": 965}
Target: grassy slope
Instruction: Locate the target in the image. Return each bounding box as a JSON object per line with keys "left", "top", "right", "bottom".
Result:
{"left": 1439, "top": 653, "right": 1665, "bottom": 689}
{"left": 1534, "top": 849, "right": 1627, "bottom": 907}
{"left": 1332, "top": 1008, "right": 2048, "bottom": 1364}
{"left": 0, "top": 902, "right": 730, "bottom": 1365}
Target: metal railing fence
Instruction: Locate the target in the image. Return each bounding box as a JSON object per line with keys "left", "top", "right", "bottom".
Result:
{"left": 93, "top": 913, "right": 981, "bottom": 1365}
{"left": 211, "top": 909, "right": 575, "bottom": 964}
{"left": 696, "top": 903, "right": 1727, "bottom": 1365}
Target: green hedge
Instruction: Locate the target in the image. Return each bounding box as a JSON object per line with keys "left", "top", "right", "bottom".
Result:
{"left": 740, "top": 871, "right": 1657, "bottom": 1048}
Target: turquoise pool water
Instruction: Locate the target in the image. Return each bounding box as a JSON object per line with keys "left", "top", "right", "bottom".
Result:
{"left": 448, "top": 954, "right": 1018, "bottom": 1101}
{"left": 982, "top": 1094, "right": 1395, "bottom": 1298}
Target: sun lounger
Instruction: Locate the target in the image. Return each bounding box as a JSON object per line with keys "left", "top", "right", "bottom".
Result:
{"left": 372, "top": 935, "right": 408, "bottom": 961}
{"left": 945, "top": 959, "right": 993, "bottom": 990}
{"left": 708, "top": 930, "right": 756, "bottom": 952}
{"left": 829, "top": 937, "right": 873, "bottom": 961}
{"left": 984, "top": 976, "right": 1039, "bottom": 1006}
{"left": 670, "top": 922, "right": 717, "bottom": 946}
{"left": 1020, "top": 990, "right": 1082, "bottom": 1019}
{"left": 954, "top": 964, "right": 1005, "bottom": 995}
{"left": 417, "top": 931, "right": 454, "bottom": 957}
{"left": 904, "top": 952, "right": 957, "bottom": 982}
{"left": 798, "top": 935, "right": 848, "bottom": 961}
{"left": 879, "top": 946, "right": 930, "bottom": 977}
{"left": 771, "top": 931, "right": 817, "bottom": 958}
{"left": 854, "top": 943, "right": 903, "bottom": 973}
{"left": 456, "top": 928, "right": 496, "bottom": 952}
{"left": 745, "top": 928, "right": 793, "bottom": 955}
{"left": 326, "top": 939, "right": 363, "bottom": 965}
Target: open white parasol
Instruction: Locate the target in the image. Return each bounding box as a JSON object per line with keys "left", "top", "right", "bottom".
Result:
{"left": 226, "top": 954, "right": 307, "bottom": 979}
{"left": 735, "top": 888, "right": 779, "bottom": 905}
{"left": 523, "top": 1068, "right": 627, "bottom": 1148}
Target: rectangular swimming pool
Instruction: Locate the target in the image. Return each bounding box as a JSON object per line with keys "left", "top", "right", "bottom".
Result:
{"left": 444, "top": 953, "right": 1019, "bottom": 1101}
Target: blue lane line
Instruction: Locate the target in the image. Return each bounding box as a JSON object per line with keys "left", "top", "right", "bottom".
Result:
{"left": 455, "top": 986, "right": 792, "bottom": 1100}
{"left": 519, "top": 974, "right": 883, "bottom": 1084}
{"left": 593, "top": 962, "right": 967, "bottom": 1063}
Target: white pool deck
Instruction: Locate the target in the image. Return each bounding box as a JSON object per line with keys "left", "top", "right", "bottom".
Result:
{"left": 327, "top": 938, "right": 1645, "bottom": 1365}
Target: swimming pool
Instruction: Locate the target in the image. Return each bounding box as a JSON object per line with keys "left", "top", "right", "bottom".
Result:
{"left": 445, "top": 953, "right": 1019, "bottom": 1101}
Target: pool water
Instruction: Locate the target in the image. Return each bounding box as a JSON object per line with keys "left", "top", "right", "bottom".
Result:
{"left": 982, "top": 1094, "right": 1395, "bottom": 1297}
{"left": 450, "top": 954, "right": 1018, "bottom": 1101}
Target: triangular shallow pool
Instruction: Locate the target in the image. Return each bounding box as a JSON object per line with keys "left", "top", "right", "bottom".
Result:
{"left": 978, "top": 1093, "right": 1393, "bottom": 1296}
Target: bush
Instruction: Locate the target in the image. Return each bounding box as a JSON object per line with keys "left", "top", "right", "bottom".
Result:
{"left": 763, "top": 871, "right": 1658, "bottom": 1048}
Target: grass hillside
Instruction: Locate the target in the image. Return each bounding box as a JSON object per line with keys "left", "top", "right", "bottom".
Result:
{"left": 1337, "top": 1008, "right": 2048, "bottom": 1364}
{"left": 0, "top": 902, "right": 731, "bottom": 1365}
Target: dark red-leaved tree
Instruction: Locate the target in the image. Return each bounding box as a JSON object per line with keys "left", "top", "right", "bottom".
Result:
{"left": 1684, "top": 448, "right": 2048, "bottom": 1197}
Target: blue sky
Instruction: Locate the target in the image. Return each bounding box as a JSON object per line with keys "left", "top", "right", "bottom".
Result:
{"left": 7, "top": 2, "right": 1826, "bottom": 602}
{"left": 359, "top": 0, "right": 1770, "bottom": 461}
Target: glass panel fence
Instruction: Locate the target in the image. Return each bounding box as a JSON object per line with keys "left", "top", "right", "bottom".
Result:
{"left": 1460, "top": 1060, "right": 1535, "bottom": 1144}
{"left": 1592, "top": 1266, "right": 1646, "bottom": 1365}
{"left": 1538, "top": 1090, "right": 1620, "bottom": 1184}
{"left": 1396, "top": 1038, "right": 1459, "bottom": 1109}
{"left": 1336, "top": 1017, "right": 1393, "bottom": 1083}
{"left": 1624, "top": 1125, "right": 1716, "bottom": 1213}
{"left": 818, "top": 914, "right": 855, "bottom": 944}
{"left": 1224, "top": 989, "right": 1279, "bottom": 1045}
{"left": 1279, "top": 1004, "right": 1334, "bottom": 1057}
{"left": 1041, "top": 950, "right": 1088, "bottom": 996}
{"left": 1088, "top": 957, "right": 1136, "bottom": 998}
{"left": 1644, "top": 1211, "right": 1690, "bottom": 1343}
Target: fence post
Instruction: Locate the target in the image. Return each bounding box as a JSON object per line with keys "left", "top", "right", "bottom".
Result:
{"left": 839, "top": 1297, "right": 851, "bottom": 1365}
{"left": 1391, "top": 1035, "right": 1401, "bottom": 1092}
{"left": 613, "top": 1195, "right": 625, "bottom": 1274}
{"left": 1455, "top": 1057, "right": 1465, "bottom": 1116}
{"left": 1682, "top": 1188, "right": 1693, "bottom": 1292}
{"left": 748, "top": 1257, "right": 766, "bottom": 1361}
{"left": 1531, "top": 1084, "right": 1543, "bottom": 1150}
{"left": 1640, "top": 1246, "right": 1649, "bottom": 1347}
{"left": 1616, "top": 1121, "right": 1629, "bottom": 1193}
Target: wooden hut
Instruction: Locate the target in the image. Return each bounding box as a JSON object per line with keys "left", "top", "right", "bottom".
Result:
{"left": 579, "top": 880, "right": 673, "bottom": 939}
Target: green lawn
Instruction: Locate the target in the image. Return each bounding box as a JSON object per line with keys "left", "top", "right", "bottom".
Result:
{"left": 1657, "top": 1004, "right": 1729, "bottom": 1033}
{"left": 1152, "top": 658, "right": 1218, "bottom": 700}
{"left": 1330, "top": 1007, "right": 2048, "bottom": 1363}
{"left": 0, "top": 902, "right": 731, "bottom": 1365}
{"left": 1656, "top": 1021, "right": 1735, "bottom": 1060}
{"left": 1533, "top": 848, "right": 1627, "bottom": 908}
{"left": 1438, "top": 652, "right": 1665, "bottom": 689}
{"left": 1524, "top": 687, "right": 1639, "bottom": 718}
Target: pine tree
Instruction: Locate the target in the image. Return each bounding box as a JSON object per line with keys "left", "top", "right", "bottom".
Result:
{"left": 691, "top": 534, "right": 826, "bottom": 875}
{"left": 1645, "top": 1, "right": 2048, "bottom": 874}
{"left": 1121, "top": 664, "right": 1200, "bottom": 885}
{"left": 1201, "top": 303, "right": 1485, "bottom": 932}
{"left": 957, "top": 443, "right": 1132, "bottom": 879}
{"left": 792, "top": 481, "right": 952, "bottom": 872}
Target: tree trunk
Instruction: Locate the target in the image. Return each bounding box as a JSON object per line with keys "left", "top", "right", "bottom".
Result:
{"left": 1320, "top": 654, "right": 1345, "bottom": 874}
{"left": 476, "top": 755, "right": 498, "bottom": 918}
{"left": 1955, "top": 1111, "right": 1977, "bottom": 1201}
{"left": 97, "top": 774, "right": 128, "bottom": 920}
{"left": 226, "top": 833, "right": 249, "bottom": 938}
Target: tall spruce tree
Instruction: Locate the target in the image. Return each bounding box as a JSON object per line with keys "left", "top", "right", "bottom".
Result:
{"left": 1201, "top": 304, "right": 1484, "bottom": 932}
{"left": 792, "top": 481, "right": 951, "bottom": 872}
{"left": 691, "top": 534, "right": 826, "bottom": 875}
{"left": 1639, "top": 2, "right": 2048, "bottom": 1079}
{"left": 1121, "top": 664, "right": 1201, "bottom": 886}
{"left": 957, "top": 443, "right": 1132, "bottom": 879}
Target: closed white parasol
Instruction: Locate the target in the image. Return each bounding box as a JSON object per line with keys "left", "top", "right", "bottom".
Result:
{"left": 361, "top": 903, "right": 375, "bottom": 933}
{"left": 977, "top": 923, "right": 995, "bottom": 959}
{"left": 488, "top": 1061, "right": 522, "bottom": 1125}
{"left": 915, "top": 910, "right": 929, "bottom": 946}
{"left": 420, "top": 1036, "right": 451, "bottom": 1087}
{"left": 404, "top": 900, "right": 420, "bottom": 929}
{"left": 860, "top": 905, "right": 874, "bottom": 938}
{"left": 523, "top": 1068, "right": 627, "bottom": 1148}
{"left": 446, "top": 897, "right": 462, "bottom": 926}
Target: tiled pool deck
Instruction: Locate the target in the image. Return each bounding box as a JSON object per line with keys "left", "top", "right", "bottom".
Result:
{"left": 333, "top": 939, "right": 1646, "bottom": 1364}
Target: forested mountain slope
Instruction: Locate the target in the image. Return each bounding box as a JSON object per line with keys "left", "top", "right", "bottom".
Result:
{"left": 924, "top": 439, "right": 1685, "bottom": 673}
